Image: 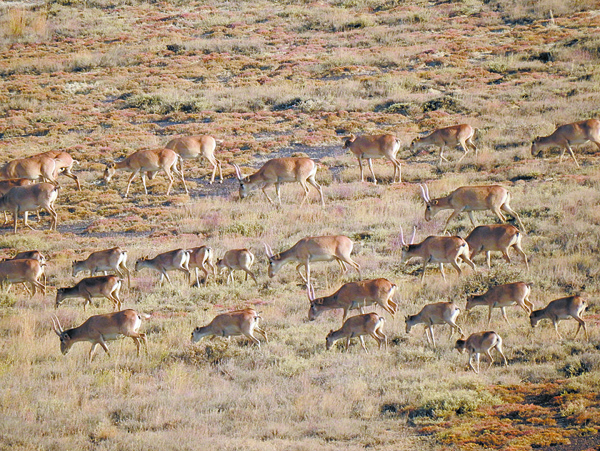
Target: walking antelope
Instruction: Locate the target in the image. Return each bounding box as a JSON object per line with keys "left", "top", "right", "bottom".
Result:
{"left": 233, "top": 157, "right": 325, "bottom": 206}
{"left": 56, "top": 275, "right": 122, "bottom": 311}
{"left": 465, "top": 224, "right": 529, "bottom": 270}
{"left": 411, "top": 124, "right": 477, "bottom": 164}
{"left": 0, "top": 182, "right": 59, "bottom": 233}
{"left": 103, "top": 148, "right": 188, "bottom": 197}
{"left": 405, "top": 301, "right": 464, "bottom": 347}
{"left": 191, "top": 309, "right": 267, "bottom": 347}
{"left": 51, "top": 309, "right": 148, "bottom": 361}
{"left": 530, "top": 295, "right": 588, "bottom": 340}
{"left": 135, "top": 249, "right": 191, "bottom": 286}
{"left": 399, "top": 226, "right": 475, "bottom": 282}
{"left": 0, "top": 179, "right": 36, "bottom": 224}
{"left": 325, "top": 313, "right": 387, "bottom": 353}
{"left": 466, "top": 282, "right": 533, "bottom": 325}
{"left": 2, "top": 250, "right": 47, "bottom": 289}
{"left": 531, "top": 119, "right": 600, "bottom": 167}
{"left": 215, "top": 249, "right": 257, "bottom": 285}
{"left": 165, "top": 135, "right": 223, "bottom": 184}
{"left": 307, "top": 278, "right": 397, "bottom": 323}
{"left": 419, "top": 184, "right": 526, "bottom": 233}
{"left": 0, "top": 155, "right": 58, "bottom": 185}
{"left": 264, "top": 235, "right": 361, "bottom": 285}
{"left": 72, "top": 247, "right": 131, "bottom": 289}
{"left": 343, "top": 134, "right": 401, "bottom": 184}
{"left": 0, "top": 258, "right": 46, "bottom": 297}
{"left": 188, "top": 245, "right": 216, "bottom": 286}
{"left": 455, "top": 331, "right": 508, "bottom": 374}
{"left": 36, "top": 150, "right": 81, "bottom": 190}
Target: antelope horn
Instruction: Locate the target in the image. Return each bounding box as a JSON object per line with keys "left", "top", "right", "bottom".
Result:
{"left": 51, "top": 314, "right": 63, "bottom": 335}
{"left": 399, "top": 225, "right": 406, "bottom": 246}
{"left": 307, "top": 282, "right": 316, "bottom": 302}
{"left": 232, "top": 164, "right": 243, "bottom": 180}
{"left": 263, "top": 242, "right": 273, "bottom": 258}
{"left": 410, "top": 225, "right": 417, "bottom": 245}
{"left": 419, "top": 184, "right": 430, "bottom": 203}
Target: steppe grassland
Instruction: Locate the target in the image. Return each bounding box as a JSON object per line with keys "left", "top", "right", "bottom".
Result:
{"left": 1, "top": 0, "right": 600, "bottom": 449}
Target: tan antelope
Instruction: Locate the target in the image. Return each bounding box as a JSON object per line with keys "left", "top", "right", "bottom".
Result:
{"left": 399, "top": 226, "right": 475, "bottom": 282}
{"left": 466, "top": 282, "right": 533, "bottom": 325}
{"left": 455, "top": 331, "right": 508, "bottom": 374}
{"left": 0, "top": 258, "right": 46, "bottom": 297}
{"left": 233, "top": 157, "right": 325, "bottom": 206}
{"left": 419, "top": 183, "right": 526, "bottom": 233}
{"left": 188, "top": 245, "right": 216, "bottom": 286}
{"left": 103, "top": 148, "right": 188, "bottom": 197}
{"left": 2, "top": 250, "right": 47, "bottom": 289}
{"left": 0, "top": 179, "right": 36, "bottom": 224}
{"left": 36, "top": 150, "right": 81, "bottom": 190}
{"left": 56, "top": 275, "right": 122, "bottom": 311}
{"left": 165, "top": 135, "right": 223, "bottom": 184}
{"left": 307, "top": 278, "right": 397, "bottom": 323}
{"left": 343, "top": 134, "right": 402, "bottom": 184}
{"left": 0, "top": 155, "right": 58, "bottom": 185}
{"left": 191, "top": 308, "right": 267, "bottom": 347}
{"left": 135, "top": 249, "right": 191, "bottom": 286}
{"left": 530, "top": 295, "right": 588, "bottom": 340}
{"left": 216, "top": 248, "right": 256, "bottom": 285}
{"left": 264, "top": 235, "right": 360, "bottom": 285}
{"left": 72, "top": 247, "right": 131, "bottom": 289}
{"left": 531, "top": 119, "right": 600, "bottom": 167}
{"left": 405, "top": 301, "right": 464, "bottom": 347}
{"left": 465, "top": 224, "right": 528, "bottom": 270}
{"left": 0, "top": 182, "right": 59, "bottom": 233}
{"left": 51, "top": 309, "right": 148, "bottom": 361}
{"left": 411, "top": 124, "right": 477, "bottom": 164}
{"left": 325, "top": 313, "right": 387, "bottom": 353}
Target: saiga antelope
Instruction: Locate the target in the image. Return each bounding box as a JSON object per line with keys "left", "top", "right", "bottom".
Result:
{"left": 36, "top": 150, "right": 81, "bottom": 190}
{"left": 191, "top": 309, "right": 267, "bottom": 347}
{"left": 0, "top": 178, "right": 35, "bottom": 224}
{"left": 72, "top": 247, "right": 131, "bottom": 289}
{"left": 215, "top": 249, "right": 257, "bottom": 285}
{"left": 411, "top": 124, "right": 477, "bottom": 164}
{"left": 531, "top": 119, "right": 600, "bottom": 167}
{"left": 103, "top": 148, "right": 188, "bottom": 197}
{"left": 188, "top": 245, "right": 216, "bottom": 286}
{"left": 0, "top": 182, "right": 59, "bottom": 233}
{"left": 52, "top": 309, "right": 148, "bottom": 361}
{"left": 56, "top": 275, "right": 123, "bottom": 311}
{"left": 264, "top": 235, "right": 360, "bottom": 285}
{"left": 529, "top": 295, "right": 588, "bottom": 340}
{"left": 343, "top": 134, "right": 401, "bottom": 184}
{"left": 465, "top": 224, "right": 528, "bottom": 271}
{"left": 2, "top": 250, "right": 47, "bottom": 290}
{"left": 233, "top": 157, "right": 325, "bottom": 206}
{"left": 135, "top": 249, "right": 191, "bottom": 286}
{"left": 307, "top": 278, "right": 397, "bottom": 323}
{"left": 325, "top": 313, "right": 387, "bottom": 353}
{"left": 455, "top": 331, "right": 508, "bottom": 374}
{"left": 419, "top": 183, "right": 526, "bottom": 233}
{"left": 0, "top": 155, "right": 58, "bottom": 185}
{"left": 0, "top": 258, "right": 46, "bottom": 297}
{"left": 399, "top": 226, "right": 475, "bottom": 282}
{"left": 165, "top": 135, "right": 223, "bottom": 184}
{"left": 466, "top": 282, "right": 533, "bottom": 325}
{"left": 405, "top": 301, "right": 464, "bottom": 347}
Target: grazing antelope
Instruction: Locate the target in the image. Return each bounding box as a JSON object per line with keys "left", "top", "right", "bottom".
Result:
{"left": 51, "top": 309, "right": 148, "bottom": 361}
{"left": 191, "top": 309, "right": 267, "bottom": 347}
{"left": 0, "top": 155, "right": 58, "bottom": 185}
{"left": 466, "top": 224, "right": 528, "bottom": 270}
{"left": 0, "top": 258, "right": 46, "bottom": 297}
{"left": 264, "top": 235, "right": 360, "bottom": 285}
{"left": 0, "top": 182, "right": 59, "bottom": 233}
{"left": 56, "top": 275, "right": 122, "bottom": 311}
{"left": 36, "top": 150, "right": 81, "bottom": 190}
{"left": 530, "top": 295, "right": 588, "bottom": 340}
{"left": 165, "top": 135, "right": 223, "bottom": 184}
{"left": 399, "top": 226, "right": 475, "bottom": 282}
{"left": 72, "top": 247, "right": 131, "bottom": 290}
{"left": 466, "top": 282, "right": 533, "bottom": 325}
{"left": 419, "top": 184, "right": 526, "bottom": 233}
{"left": 188, "top": 245, "right": 216, "bottom": 286}
{"left": 135, "top": 249, "right": 191, "bottom": 286}
{"left": 411, "top": 124, "right": 477, "bottom": 164}
{"left": 405, "top": 301, "right": 464, "bottom": 347}
{"left": 307, "top": 278, "right": 397, "bottom": 323}
{"left": 215, "top": 248, "right": 256, "bottom": 285}
{"left": 103, "top": 148, "right": 188, "bottom": 197}
{"left": 343, "top": 134, "right": 401, "bottom": 184}
{"left": 233, "top": 157, "right": 325, "bottom": 206}
{"left": 531, "top": 119, "right": 600, "bottom": 167}
{"left": 325, "top": 313, "right": 387, "bottom": 353}
{"left": 2, "top": 250, "right": 47, "bottom": 289}
{"left": 455, "top": 331, "right": 508, "bottom": 374}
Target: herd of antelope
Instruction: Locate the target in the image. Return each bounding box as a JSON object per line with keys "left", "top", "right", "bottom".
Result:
{"left": 1, "top": 118, "right": 598, "bottom": 371}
